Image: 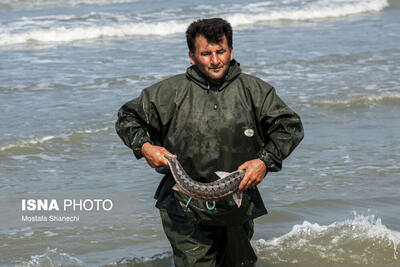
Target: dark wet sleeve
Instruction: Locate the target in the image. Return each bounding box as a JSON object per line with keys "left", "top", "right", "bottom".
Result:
{"left": 115, "top": 90, "right": 156, "bottom": 159}
{"left": 257, "top": 87, "right": 304, "bottom": 172}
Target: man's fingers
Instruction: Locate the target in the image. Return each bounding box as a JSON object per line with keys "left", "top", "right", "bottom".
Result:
{"left": 160, "top": 150, "right": 174, "bottom": 166}
{"left": 156, "top": 150, "right": 175, "bottom": 168}
{"left": 237, "top": 158, "right": 267, "bottom": 192}
{"left": 239, "top": 177, "right": 260, "bottom": 193}
{"left": 238, "top": 180, "right": 246, "bottom": 193}
{"left": 146, "top": 159, "right": 157, "bottom": 168}
{"left": 161, "top": 155, "right": 171, "bottom": 167}
{"left": 141, "top": 143, "right": 176, "bottom": 168}
{"left": 239, "top": 171, "right": 264, "bottom": 192}
{"left": 247, "top": 179, "right": 258, "bottom": 189}
{"left": 237, "top": 162, "right": 248, "bottom": 171}
{"left": 238, "top": 172, "right": 251, "bottom": 193}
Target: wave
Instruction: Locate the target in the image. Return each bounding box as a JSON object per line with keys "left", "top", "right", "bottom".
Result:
{"left": 0, "top": 0, "right": 388, "bottom": 46}
{"left": 17, "top": 249, "right": 173, "bottom": 267}
{"left": 11, "top": 213, "right": 400, "bottom": 266}
{"left": 102, "top": 252, "right": 173, "bottom": 267}
{"left": 15, "top": 248, "right": 86, "bottom": 267}
{"left": 0, "top": 126, "right": 111, "bottom": 152}
{"left": 311, "top": 93, "right": 400, "bottom": 108}
{"left": 0, "top": 0, "right": 137, "bottom": 10}
{"left": 19, "top": 213, "right": 398, "bottom": 266}
{"left": 255, "top": 212, "right": 400, "bottom": 265}
{"left": 227, "top": 0, "right": 388, "bottom": 26}
{"left": 0, "top": 21, "right": 188, "bottom": 46}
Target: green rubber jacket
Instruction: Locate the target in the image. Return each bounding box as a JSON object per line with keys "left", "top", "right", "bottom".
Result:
{"left": 116, "top": 60, "right": 304, "bottom": 220}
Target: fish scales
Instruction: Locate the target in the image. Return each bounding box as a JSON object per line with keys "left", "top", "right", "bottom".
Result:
{"left": 165, "top": 155, "right": 245, "bottom": 201}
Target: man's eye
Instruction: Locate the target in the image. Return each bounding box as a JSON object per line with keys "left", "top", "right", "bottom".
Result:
{"left": 201, "top": 52, "right": 211, "bottom": 56}
{"left": 217, "top": 50, "right": 225, "bottom": 54}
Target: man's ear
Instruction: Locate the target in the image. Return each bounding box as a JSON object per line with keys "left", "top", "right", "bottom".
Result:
{"left": 230, "top": 47, "right": 234, "bottom": 61}
{"left": 189, "top": 51, "right": 196, "bottom": 65}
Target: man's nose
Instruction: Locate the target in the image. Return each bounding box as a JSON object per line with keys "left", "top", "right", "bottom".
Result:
{"left": 210, "top": 53, "right": 219, "bottom": 65}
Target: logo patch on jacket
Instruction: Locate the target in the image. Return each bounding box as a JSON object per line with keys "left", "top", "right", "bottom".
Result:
{"left": 244, "top": 129, "right": 254, "bottom": 137}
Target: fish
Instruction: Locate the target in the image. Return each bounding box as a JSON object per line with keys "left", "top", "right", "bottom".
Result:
{"left": 164, "top": 155, "right": 246, "bottom": 207}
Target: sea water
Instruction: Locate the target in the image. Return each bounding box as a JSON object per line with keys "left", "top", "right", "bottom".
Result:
{"left": 0, "top": 0, "right": 399, "bottom": 266}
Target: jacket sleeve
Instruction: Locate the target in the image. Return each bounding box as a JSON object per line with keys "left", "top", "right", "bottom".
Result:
{"left": 256, "top": 86, "right": 304, "bottom": 172}
{"left": 115, "top": 89, "right": 155, "bottom": 159}
{"left": 115, "top": 75, "right": 184, "bottom": 159}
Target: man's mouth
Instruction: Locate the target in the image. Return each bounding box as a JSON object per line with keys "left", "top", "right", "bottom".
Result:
{"left": 209, "top": 66, "right": 222, "bottom": 71}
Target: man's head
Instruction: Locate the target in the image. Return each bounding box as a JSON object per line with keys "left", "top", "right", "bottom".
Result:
{"left": 186, "top": 18, "right": 234, "bottom": 84}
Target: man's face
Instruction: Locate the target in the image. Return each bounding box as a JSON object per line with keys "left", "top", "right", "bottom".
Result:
{"left": 189, "top": 34, "right": 233, "bottom": 84}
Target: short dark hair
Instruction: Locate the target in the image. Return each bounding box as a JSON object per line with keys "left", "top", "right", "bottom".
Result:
{"left": 186, "top": 18, "right": 233, "bottom": 53}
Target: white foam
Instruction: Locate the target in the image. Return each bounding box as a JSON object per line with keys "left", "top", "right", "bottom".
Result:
{"left": 0, "top": 21, "right": 189, "bottom": 46}
{"left": 23, "top": 231, "right": 34, "bottom": 237}
{"left": 116, "top": 251, "right": 173, "bottom": 265}
{"left": 0, "top": 126, "right": 110, "bottom": 152}
{"left": 311, "top": 92, "right": 400, "bottom": 107}
{"left": 16, "top": 248, "right": 86, "bottom": 267}
{"left": 227, "top": 0, "right": 388, "bottom": 26}
{"left": 44, "top": 231, "right": 58, "bottom": 237}
{"left": 74, "top": 126, "right": 111, "bottom": 134}
{"left": 255, "top": 212, "right": 400, "bottom": 263}
{"left": 1, "top": 0, "right": 137, "bottom": 9}
{"left": 0, "top": 135, "right": 56, "bottom": 152}
{"left": 0, "top": 0, "right": 388, "bottom": 46}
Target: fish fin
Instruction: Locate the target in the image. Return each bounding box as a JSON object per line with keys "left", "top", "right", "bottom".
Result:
{"left": 232, "top": 192, "right": 243, "bottom": 208}
{"left": 215, "top": 171, "right": 232, "bottom": 179}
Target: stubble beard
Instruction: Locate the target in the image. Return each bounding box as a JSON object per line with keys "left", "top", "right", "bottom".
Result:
{"left": 207, "top": 61, "right": 231, "bottom": 85}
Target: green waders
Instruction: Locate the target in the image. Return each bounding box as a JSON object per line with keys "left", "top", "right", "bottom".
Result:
{"left": 154, "top": 174, "right": 264, "bottom": 267}
{"left": 158, "top": 182, "right": 258, "bottom": 267}
{"left": 160, "top": 210, "right": 256, "bottom": 267}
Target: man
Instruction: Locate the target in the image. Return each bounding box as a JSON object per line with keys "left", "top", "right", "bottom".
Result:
{"left": 116, "top": 18, "right": 303, "bottom": 267}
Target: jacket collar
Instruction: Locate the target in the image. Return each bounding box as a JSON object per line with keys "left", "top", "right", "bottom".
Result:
{"left": 186, "top": 59, "right": 241, "bottom": 91}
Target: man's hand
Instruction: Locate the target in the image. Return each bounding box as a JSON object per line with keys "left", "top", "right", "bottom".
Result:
{"left": 237, "top": 158, "right": 267, "bottom": 193}
{"left": 141, "top": 142, "right": 174, "bottom": 168}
